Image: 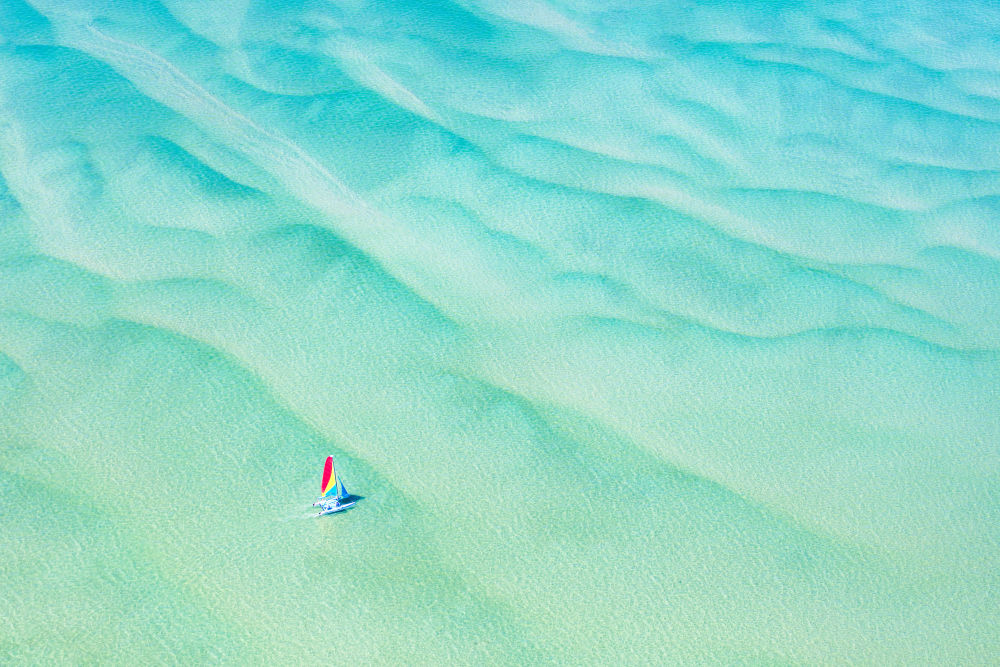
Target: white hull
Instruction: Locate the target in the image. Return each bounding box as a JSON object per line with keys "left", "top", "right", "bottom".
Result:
{"left": 314, "top": 500, "right": 356, "bottom": 517}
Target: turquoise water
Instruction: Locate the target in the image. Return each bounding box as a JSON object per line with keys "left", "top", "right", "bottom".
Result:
{"left": 2, "top": 0, "right": 999, "bottom": 662}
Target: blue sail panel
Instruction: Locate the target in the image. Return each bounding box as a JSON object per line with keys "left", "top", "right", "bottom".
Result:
{"left": 323, "top": 463, "right": 340, "bottom": 498}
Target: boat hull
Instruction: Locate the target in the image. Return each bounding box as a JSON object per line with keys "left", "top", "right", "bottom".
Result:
{"left": 314, "top": 500, "right": 357, "bottom": 517}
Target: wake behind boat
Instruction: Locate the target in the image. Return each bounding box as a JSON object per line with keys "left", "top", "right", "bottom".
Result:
{"left": 313, "top": 456, "right": 356, "bottom": 516}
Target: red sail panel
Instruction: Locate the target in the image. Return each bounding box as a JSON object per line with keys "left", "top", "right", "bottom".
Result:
{"left": 321, "top": 456, "right": 333, "bottom": 493}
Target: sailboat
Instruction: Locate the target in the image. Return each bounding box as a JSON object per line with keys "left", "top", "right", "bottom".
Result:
{"left": 313, "top": 456, "right": 357, "bottom": 516}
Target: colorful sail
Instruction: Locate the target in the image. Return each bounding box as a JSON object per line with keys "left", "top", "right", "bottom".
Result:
{"left": 320, "top": 455, "right": 350, "bottom": 500}
{"left": 321, "top": 456, "right": 338, "bottom": 497}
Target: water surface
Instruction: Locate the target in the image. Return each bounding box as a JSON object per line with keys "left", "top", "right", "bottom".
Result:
{"left": 1, "top": 0, "right": 999, "bottom": 663}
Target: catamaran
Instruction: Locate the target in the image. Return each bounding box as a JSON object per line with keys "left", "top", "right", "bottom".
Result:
{"left": 313, "top": 455, "right": 356, "bottom": 516}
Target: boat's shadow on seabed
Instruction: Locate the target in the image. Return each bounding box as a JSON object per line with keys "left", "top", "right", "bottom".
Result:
{"left": 334, "top": 494, "right": 364, "bottom": 513}
{"left": 342, "top": 494, "right": 364, "bottom": 506}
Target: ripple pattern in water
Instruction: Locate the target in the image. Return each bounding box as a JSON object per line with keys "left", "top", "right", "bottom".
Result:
{"left": 2, "top": 0, "right": 999, "bottom": 663}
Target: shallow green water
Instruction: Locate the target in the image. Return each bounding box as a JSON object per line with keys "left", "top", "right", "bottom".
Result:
{"left": 2, "top": 0, "right": 999, "bottom": 663}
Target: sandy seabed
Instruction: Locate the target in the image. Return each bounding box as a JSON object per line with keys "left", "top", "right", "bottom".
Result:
{"left": 1, "top": 0, "right": 999, "bottom": 663}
